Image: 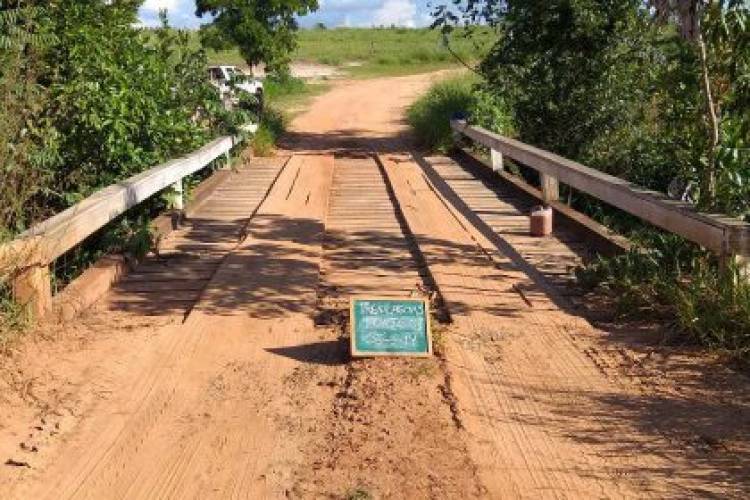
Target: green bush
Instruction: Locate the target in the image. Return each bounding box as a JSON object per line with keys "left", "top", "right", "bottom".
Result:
{"left": 0, "top": 3, "right": 244, "bottom": 233}
{"left": 672, "top": 266, "right": 750, "bottom": 359}
{"left": 375, "top": 55, "right": 397, "bottom": 65}
{"left": 0, "top": 2, "right": 249, "bottom": 332}
{"left": 264, "top": 74, "right": 308, "bottom": 100}
{"left": 407, "top": 76, "right": 513, "bottom": 152}
{"left": 252, "top": 107, "right": 285, "bottom": 156}
{"left": 577, "top": 232, "right": 750, "bottom": 362}
{"left": 407, "top": 77, "right": 476, "bottom": 152}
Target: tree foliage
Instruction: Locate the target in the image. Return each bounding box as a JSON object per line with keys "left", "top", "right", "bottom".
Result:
{"left": 431, "top": 0, "right": 750, "bottom": 358}
{"left": 0, "top": 0, "right": 243, "bottom": 234}
{"left": 435, "top": 0, "right": 749, "bottom": 217}
{"left": 0, "top": 0, "right": 55, "bottom": 238}
{"left": 196, "top": 0, "right": 319, "bottom": 73}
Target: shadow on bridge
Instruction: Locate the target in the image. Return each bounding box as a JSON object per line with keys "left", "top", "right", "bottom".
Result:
{"left": 409, "top": 151, "right": 750, "bottom": 496}
{"left": 279, "top": 126, "right": 412, "bottom": 155}
{"left": 105, "top": 121, "right": 749, "bottom": 495}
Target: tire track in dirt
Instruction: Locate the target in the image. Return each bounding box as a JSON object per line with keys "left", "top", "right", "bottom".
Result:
{"left": 11, "top": 154, "right": 341, "bottom": 499}
{"left": 381, "top": 152, "right": 748, "bottom": 498}
{"left": 294, "top": 153, "right": 485, "bottom": 499}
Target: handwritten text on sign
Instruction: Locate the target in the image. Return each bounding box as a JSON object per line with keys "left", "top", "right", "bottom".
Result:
{"left": 350, "top": 298, "right": 432, "bottom": 357}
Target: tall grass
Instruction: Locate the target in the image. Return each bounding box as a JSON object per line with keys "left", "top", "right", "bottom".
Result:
{"left": 577, "top": 232, "right": 750, "bottom": 362}
{"left": 250, "top": 75, "right": 325, "bottom": 156}
{"left": 252, "top": 107, "right": 285, "bottom": 156}
{"left": 407, "top": 75, "right": 513, "bottom": 152}
{"left": 407, "top": 77, "right": 477, "bottom": 152}
{"left": 296, "top": 27, "right": 492, "bottom": 76}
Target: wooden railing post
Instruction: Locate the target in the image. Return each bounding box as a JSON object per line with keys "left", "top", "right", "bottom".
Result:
{"left": 719, "top": 252, "right": 749, "bottom": 283}
{"left": 450, "top": 120, "right": 750, "bottom": 266}
{"left": 172, "top": 179, "right": 184, "bottom": 210}
{"left": 491, "top": 149, "right": 504, "bottom": 172}
{"left": 721, "top": 229, "right": 750, "bottom": 282}
{"left": 12, "top": 264, "right": 52, "bottom": 319}
{"left": 222, "top": 150, "right": 231, "bottom": 170}
{"left": 739, "top": 255, "right": 749, "bottom": 281}
{"left": 541, "top": 174, "right": 559, "bottom": 204}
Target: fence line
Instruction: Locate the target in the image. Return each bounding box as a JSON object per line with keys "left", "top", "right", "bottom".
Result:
{"left": 451, "top": 119, "right": 750, "bottom": 265}
{"left": 1, "top": 134, "right": 239, "bottom": 317}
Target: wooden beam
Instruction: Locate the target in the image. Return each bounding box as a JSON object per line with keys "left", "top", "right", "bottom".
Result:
{"left": 490, "top": 149, "right": 504, "bottom": 172}
{"left": 451, "top": 120, "right": 750, "bottom": 256}
{"left": 541, "top": 174, "right": 559, "bottom": 204}
{"left": 12, "top": 136, "right": 235, "bottom": 265}
{"left": 0, "top": 237, "right": 45, "bottom": 271}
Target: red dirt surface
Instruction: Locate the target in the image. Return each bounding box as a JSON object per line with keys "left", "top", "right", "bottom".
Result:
{"left": 1, "top": 73, "right": 748, "bottom": 499}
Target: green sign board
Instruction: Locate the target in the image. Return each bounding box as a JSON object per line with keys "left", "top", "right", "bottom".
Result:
{"left": 350, "top": 298, "right": 432, "bottom": 357}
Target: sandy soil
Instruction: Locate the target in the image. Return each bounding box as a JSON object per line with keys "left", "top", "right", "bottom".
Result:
{"left": 252, "top": 62, "right": 343, "bottom": 80}
{"left": 1, "top": 72, "right": 748, "bottom": 499}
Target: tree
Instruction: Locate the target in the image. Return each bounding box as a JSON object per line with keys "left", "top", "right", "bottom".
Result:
{"left": 195, "top": 0, "right": 319, "bottom": 74}
{"left": 1, "top": 0, "right": 239, "bottom": 232}
{"left": 434, "top": 1, "right": 749, "bottom": 214}
{"left": 0, "top": 0, "right": 56, "bottom": 237}
{"left": 456, "top": 2, "right": 668, "bottom": 175}
{"left": 650, "top": 1, "right": 749, "bottom": 210}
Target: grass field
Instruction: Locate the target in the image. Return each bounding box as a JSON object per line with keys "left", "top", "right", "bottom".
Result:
{"left": 206, "top": 27, "right": 495, "bottom": 78}
{"left": 264, "top": 77, "right": 330, "bottom": 116}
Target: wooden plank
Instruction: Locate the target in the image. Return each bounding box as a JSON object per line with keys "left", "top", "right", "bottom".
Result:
{"left": 10, "top": 136, "right": 235, "bottom": 265}
{"left": 452, "top": 120, "right": 750, "bottom": 256}
{"left": 451, "top": 149, "right": 631, "bottom": 255}
{"left": 541, "top": 174, "right": 559, "bottom": 204}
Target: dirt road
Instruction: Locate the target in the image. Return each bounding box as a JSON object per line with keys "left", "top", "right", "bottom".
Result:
{"left": 2, "top": 73, "right": 749, "bottom": 498}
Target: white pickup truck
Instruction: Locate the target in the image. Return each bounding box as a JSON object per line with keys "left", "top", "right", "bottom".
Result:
{"left": 207, "top": 65, "right": 263, "bottom": 110}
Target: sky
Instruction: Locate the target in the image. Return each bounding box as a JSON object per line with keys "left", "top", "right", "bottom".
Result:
{"left": 138, "top": 0, "right": 438, "bottom": 30}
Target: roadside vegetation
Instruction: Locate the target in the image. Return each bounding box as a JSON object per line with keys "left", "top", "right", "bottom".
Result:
{"left": 197, "top": 0, "right": 318, "bottom": 73}
{"left": 416, "top": 1, "right": 750, "bottom": 361}
{"left": 296, "top": 26, "right": 494, "bottom": 77}
{"left": 407, "top": 75, "right": 512, "bottom": 152}
{"left": 250, "top": 74, "right": 329, "bottom": 155}
{"left": 0, "top": 0, "right": 306, "bottom": 339}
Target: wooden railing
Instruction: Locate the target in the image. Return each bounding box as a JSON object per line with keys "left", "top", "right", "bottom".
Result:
{"left": 451, "top": 119, "right": 750, "bottom": 269}
{"left": 1, "top": 134, "right": 240, "bottom": 317}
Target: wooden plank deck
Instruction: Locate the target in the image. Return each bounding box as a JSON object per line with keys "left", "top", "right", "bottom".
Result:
{"left": 420, "top": 155, "right": 591, "bottom": 295}
{"left": 106, "top": 157, "right": 289, "bottom": 316}
{"left": 319, "top": 155, "right": 428, "bottom": 308}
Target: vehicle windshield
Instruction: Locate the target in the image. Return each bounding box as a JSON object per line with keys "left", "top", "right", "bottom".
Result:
{"left": 225, "top": 67, "right": 249, "bottom": 82}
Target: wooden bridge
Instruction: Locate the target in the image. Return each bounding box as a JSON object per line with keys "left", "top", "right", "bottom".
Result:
{"left": 3, "top": 80, "right": 750, "bottom": 497}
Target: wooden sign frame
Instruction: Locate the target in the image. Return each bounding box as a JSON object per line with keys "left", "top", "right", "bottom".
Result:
{"left": 349, "top": 296, "right": 433, "bottom": 357}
